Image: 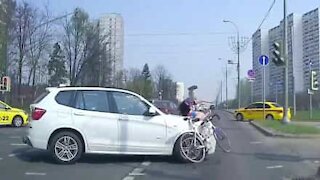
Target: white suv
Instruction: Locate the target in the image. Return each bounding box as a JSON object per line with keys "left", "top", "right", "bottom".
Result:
{"left": 23, "top": 87, "right": 216, "bottom": 164}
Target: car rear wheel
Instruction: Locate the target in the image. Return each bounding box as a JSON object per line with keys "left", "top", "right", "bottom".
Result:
{"left": 49, "top": 131, "right": 83, "bottom": 164}
{"left": 12, "top": 116, "right": 23, "bottom": 127}
{"left": 236, "top": 113, "right": 244, "bottom": 121}
{"left": 266, "top": 114, "right": 274, "bottom": 120}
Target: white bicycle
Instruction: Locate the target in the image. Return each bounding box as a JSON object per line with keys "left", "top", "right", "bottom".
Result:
{"left": 178, "top": 111, "right": 231, "bottom": 163}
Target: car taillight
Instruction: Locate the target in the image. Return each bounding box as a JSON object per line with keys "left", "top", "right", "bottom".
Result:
{"left": 32, "top": 108, "right": 46, "bottom": 120}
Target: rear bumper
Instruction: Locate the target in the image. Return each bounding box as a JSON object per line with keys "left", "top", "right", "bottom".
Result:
{"left": 22, "top": 136, "right": 33, "bottom": 147}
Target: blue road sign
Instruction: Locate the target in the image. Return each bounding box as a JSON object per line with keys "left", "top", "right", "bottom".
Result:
{"left": 259, "top": 55, "right": 269, "bottom": 66}
{"left": 247, "top": 69, "right": 255, "bottom": 78}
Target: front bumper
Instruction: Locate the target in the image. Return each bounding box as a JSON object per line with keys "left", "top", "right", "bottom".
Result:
{"left": 22, "top": 136, "right": 33, "bottom": 147}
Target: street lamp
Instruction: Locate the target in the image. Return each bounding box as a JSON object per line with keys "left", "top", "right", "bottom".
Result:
{"left": 223, "top": 20, "right": 241, "bottom": 109}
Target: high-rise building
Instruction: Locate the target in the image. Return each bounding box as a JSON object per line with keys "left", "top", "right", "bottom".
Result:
{"left": 268, "top": 14, "right": 303, "bottom": 102}
{"left": 252, "top": 13, "right": 304, "bottom": 104}
{"left": 302, "top": 8, "right": 320, "bottom": 90}
{"left": 99, "top": 13, "right": 124, "bottom": 84}
{"left": 252, "top": 29, "right": 269, "bottom": 101}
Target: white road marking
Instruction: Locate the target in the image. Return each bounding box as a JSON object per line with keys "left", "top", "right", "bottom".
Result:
{"left": 122, "top": 176, "right": 134, "bottom": 180}
{"left": 8, "top": 153, "right": 20, "bottom": 157}
{"left": 266, "top": 165, "right": 283, "bottom": 169}
{"left": 129, "top": 168, "right": 145, "bottom": 176}
{"left": 25, "top": 172, "right": 46, "bottom": 176}
{"left": 141, "top": 161, "right": 151, "bottom": 166}
{"left": 0, "top": 157, "right": 3, "bottom": 160}
{"left": 314, "top": 160, "right": 320, "bottom": 164}
{"left": 250, "top": 141, "right": 263, "bottom": 144}
{"left": 10, "top": 143, "right": 27, "bottom": 146}
{"left": 9, "top": 136, "right": 21, "bottom": 139}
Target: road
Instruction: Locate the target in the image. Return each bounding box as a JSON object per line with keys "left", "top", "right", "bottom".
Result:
{"left": 0, "top": 111, "right": 319, "bottom": 180}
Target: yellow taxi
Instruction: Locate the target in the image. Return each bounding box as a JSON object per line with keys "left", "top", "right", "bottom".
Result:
{"left": 0, "top": 101, "right": 28, "bottom": 127}
{"left": 234, "top": 102, "right": 291, "bottom": 121}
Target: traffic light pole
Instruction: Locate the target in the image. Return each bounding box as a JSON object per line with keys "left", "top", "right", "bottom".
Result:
{"left": 282, "top": 0, "right": 290, "bottom": 123}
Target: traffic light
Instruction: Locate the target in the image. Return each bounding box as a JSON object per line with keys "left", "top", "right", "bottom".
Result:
{"left": 311, "top": 71, "right": 319, "bottom": 91}
{"left": 272, "top": 42, "right": 285, "bottom": 66}
{"left": 0, "top": 76, "right": 11, "bottom": 92}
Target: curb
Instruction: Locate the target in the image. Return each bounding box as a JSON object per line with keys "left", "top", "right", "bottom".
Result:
{"left": 249, "top": 121, "right": 320, "bottom": 139}
{"left": 220, "top": 109, "right": 234, "bottom": 114}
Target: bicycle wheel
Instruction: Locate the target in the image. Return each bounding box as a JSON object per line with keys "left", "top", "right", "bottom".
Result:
{"left": 211, "top": 113, "right": 221, "bottom": 121}
{"left": 213, "top": 127, "right": 231, "bottom": 152}
{"left": 179, "top": 133, "right": 206, "bottom": 163}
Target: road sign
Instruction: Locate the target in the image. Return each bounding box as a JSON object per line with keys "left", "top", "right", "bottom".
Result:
{"left": 247, "top": 69, "right": 255, "bottom": 78}
{"left": 259, "top": 55, "right": 269, "bottom": 66}
{"left": 308, "top": 89, "right": 314, "bottom": 95}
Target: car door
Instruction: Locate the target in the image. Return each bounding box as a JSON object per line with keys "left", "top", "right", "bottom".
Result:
{"left": 243, "top": 103, "right": 257, "bottom": 119}
{"left": 72, "top": 90, "right": 119, "bottom": 152}
{"left": 110, "top": 91, "right": 167, "bottom": 154}
{"left": 0, "top": 102, "right": 10, "bottom": 125}
{"left": 252, "top": 103, "right": 264, "bottom": 120}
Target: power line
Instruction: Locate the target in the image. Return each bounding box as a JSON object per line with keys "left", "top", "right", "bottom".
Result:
{"left": 244, "top": 0, "right": 276, "bottom": 46}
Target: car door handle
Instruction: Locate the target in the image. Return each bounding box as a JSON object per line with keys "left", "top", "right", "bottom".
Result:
{"left": 73, "top": 112, "right": 85, "bottom": 116}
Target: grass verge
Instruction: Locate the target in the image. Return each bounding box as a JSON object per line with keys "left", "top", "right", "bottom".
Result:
{"left": 256, "top": 120, "right": 320, "bottom": 135}
{"left": 293, "top": 110, "right": 320, "bottom": 122}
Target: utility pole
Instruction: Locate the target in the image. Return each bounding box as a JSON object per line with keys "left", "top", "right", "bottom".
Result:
{"left": 282, "top": 0, "right": 290, "bottom": 123}
{"left": 226, "top": 64, "right": 228, "bottom": 109}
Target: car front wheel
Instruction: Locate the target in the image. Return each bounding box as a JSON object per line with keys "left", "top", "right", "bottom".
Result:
{"left": 49, "top": 131, "right": 83, "bottom": 164}
{"left": 236, "top": 113, "right": 244, "bottom": 121}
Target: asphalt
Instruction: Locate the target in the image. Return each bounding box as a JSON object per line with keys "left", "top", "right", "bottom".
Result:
{"left": 0, "top": 111, "right": 319, "bottom": 180}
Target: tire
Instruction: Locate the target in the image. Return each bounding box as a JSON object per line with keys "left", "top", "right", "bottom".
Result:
{"left": 173, "top": 133, "right": 206, "bottom": 163}
{"left": 12, "top": 116, "right": 23, "bottom": 127}
{"left": 236, "top": 113, "right": 244, "bottom": 121}
{"left": 213, "top": 127, "right": 231, "bottom": 153}
{"left": 49, "top": 131, "right": 83, "bottom": 164}
{"left": 266, "top": 114, "right": 274, "bottom": 120}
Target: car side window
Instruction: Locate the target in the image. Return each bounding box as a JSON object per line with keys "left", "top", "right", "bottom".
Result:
{"left": 255, "top": 103, "right": 264, "bottom": 109}
{"left": 0, "top": 103, "right": 6, "bottom": 109}
{"left": 111, "top": 92, "right": 149, "bottom": 116}
{"left": 75, "top": 91, "right": 110, "bottom": 113}
{"left": 247, "top": 104, "right": 257, "bottom": 109}
{"left": 264, "top": 104, "right": 271, "bottom": 108}
{"left": 55, "top": 91, "right": 75, "bottom": 107}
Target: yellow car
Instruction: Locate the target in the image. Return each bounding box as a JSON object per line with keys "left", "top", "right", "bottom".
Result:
{"left": 234, "top": 102, "right": 291, "bottom": 121}
{"left": 0, "top": 101, "right": 28, "bottom": 127}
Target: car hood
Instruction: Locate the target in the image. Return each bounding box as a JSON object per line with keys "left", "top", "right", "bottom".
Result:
{"left": 164, "top": 114, "right": 191, "bottom": 131}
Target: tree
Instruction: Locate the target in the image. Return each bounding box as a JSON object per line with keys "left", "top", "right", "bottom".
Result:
{"left": 10, "top": 2, "right": 33, "bottom": 95}
{"left": 152, "top": 65, "right": 177, "bottom": 101}
{"left": 48, "top": 42, "right": 67, "bottom": 87}
{"left": 62, "top": 8, "right": 89, "bottom": 85}
{"left": 0, "top": 0, "right": 16, "bottom": 76}
{"left": 142, "top": 63, "right": 151, "bottom": 80}
{"left": 25, "top": 5, "right": 52, "bottom": 87}
{"left": 125, "top": 66, "right": 153, "bottom": 99}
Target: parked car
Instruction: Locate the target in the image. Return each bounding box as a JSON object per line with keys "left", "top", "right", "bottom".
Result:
{"left": 23, "top": 87, "right": 216, "bottom": 164}
{"left": 151, "top": 100, "right": 179, "bottom": 115}
{"left": 0, "top": 100, "right": 28, "bottom": 127}
{"left": 234, "top": 102, "right": 291, "bottom": 121}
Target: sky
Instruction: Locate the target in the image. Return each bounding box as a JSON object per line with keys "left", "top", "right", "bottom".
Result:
{"left": 30, "top": 0, "right": 320, "bottom": 101}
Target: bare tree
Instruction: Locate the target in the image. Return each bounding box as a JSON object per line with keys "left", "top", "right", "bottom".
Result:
{"left": 10, "top": 2, "right": 33, "bottom": 95}
{"left": 26, "top": 5, "right": 52, "bottom": 87}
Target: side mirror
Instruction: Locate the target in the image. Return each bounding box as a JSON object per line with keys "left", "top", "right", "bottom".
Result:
{"left": 244, "top": 107, "right": 248, "bottom": 109}
{"left": 149, "top": 107, "right": 157, "bottom": 116}
{"left": 5, "top": 106, "right": 11, "bottom": 110}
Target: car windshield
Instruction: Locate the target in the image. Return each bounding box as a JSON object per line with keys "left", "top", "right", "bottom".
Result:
{"left": 1, "top": 0, "right": 320, "bottom": 179}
